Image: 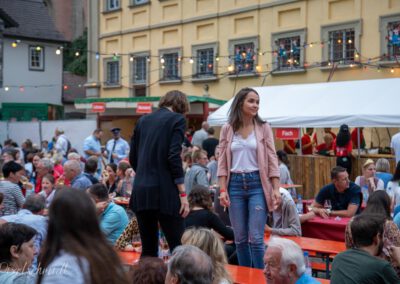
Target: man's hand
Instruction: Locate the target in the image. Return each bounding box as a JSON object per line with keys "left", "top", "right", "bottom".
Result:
{"left": 272, "top": 189, "right": 282, "bottom": 210}
{"left": 179, "top": 195, "right": 190, "bottom": 218}
{"left": 264, "top": 224, "right": 272, "bottom": 233}
{"left": 219, "top": 192, "right": 230, "bottom": 208}
{"left": 389, "top": 246, "right": 400, "bottom": 266}
{"left": 313, "top": 207, "right": 330, "bottom": 219}
{"left": 96, "top": 201, "right": 109, "bottom": 215}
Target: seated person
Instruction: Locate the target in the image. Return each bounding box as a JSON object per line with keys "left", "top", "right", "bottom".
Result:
{"left": 264, "top": 237, "right": 320, "bottom": 284}
{"left": 130, "top": 257, "right": 167, "bottom": 284}
{"left": 265, "top": 187, "right": 301, "bottom": 236}
{"left": 87, "top": 183, "right": 129, "bottom": 244}
{"left": 316, "top": 133, "right": 334, "bottom": 156}
{"left": 355, "top": 159, "right": 385, "bottom": 197}
{"left": 331, "top": 213, "right": 400, "bottom": 283}
{"left": 184, "top": 150, "right": 209, "bottom": 195}
{"left": 311, "top": 166, "right": 361, "bottom": 218}
{"left": 0, "top": 223, "right": 36, "bottom": 283}
{"left": 184, "top": 185, "right": 234, "bottom": 241}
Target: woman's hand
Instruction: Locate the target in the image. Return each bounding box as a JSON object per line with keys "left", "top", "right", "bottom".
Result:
{"left": 219, "top": 191, "right": 230, "bottom": 208}
{"left": 179, "top": 195, "right": 190, "bottom": 218}
{"left": 272, "top": 189, "right": 282, "bottom": 210}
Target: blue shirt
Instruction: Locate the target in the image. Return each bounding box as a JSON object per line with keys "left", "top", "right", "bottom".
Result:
{"left": 83, "top": 135, "right": 102, "bottom": 159}
{"left": 71, "top": 174, "right": 93, "bottom": 191}
{"left": 101, "top": 202, "right": 129, "bottom": 244}
{"left": 1, "top": 209, "right": 48, "bottom": 270}
{"left": 315, "top": 182, "right": 361, "bottom": 214}
{"left": 296, "top": 273, "right": 321, "bottom": 284}
{"left": 106, "top": 138, "right": 130, "bottom": 164}
{"left": 376, "top": 172, "right": 393, "bottom": 189}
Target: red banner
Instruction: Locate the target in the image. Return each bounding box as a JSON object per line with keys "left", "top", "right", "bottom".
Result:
{"left": 91, "top": 102, "right": 106, "bottom": 113}
{"left": 276, "top": 128, "right": 299, "bottom": 140}
{"left": 136, "top": 102, "right": 152, "bottom": 114}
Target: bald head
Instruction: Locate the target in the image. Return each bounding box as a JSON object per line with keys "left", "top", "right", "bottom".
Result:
{"left": 63, "top": 160, "right": 81, "bottom": 180}
{"left": 201, "top": 121, "right": 209, "bottom": 130}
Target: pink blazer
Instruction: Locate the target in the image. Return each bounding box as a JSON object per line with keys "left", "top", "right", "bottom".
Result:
{"left": 217, "top": 122, "right": 280, "bottom": 212}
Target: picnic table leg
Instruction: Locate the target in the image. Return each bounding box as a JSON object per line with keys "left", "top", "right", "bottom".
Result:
{"left": 325, "top": 255, "right": 330, "bottom": 278}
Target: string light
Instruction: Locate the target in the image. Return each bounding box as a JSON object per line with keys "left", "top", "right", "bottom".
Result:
{"left": 215, "top": 56, "right": 220, "bottom": 61}
{"left": 113, "top": 53, "right": 118, "bottom": 60}
{"left": 348, "top": 39, "right": 352, "bottom": 44}
{"left": 355, "top": 53, "right": 359, "bottom": 58}
{"left": 130, "top": 55, "right": 134, "bottom": 62}
{"left": 36, "top": 46, "right": 42, "bottom": 51}
{"left": 309, "top": 43, "right": 313, "bottom": 48}
{"left": 63, "top": 85, "right": 68, "bottom": 90}
{"left": 391, "top": 68, "right": 395, "bottom": 73}
{"left": 11, "top": 41, "right": 18, "bottom": 48}
{"left": 160, "top": 57, "right": 165, "bottom": 64}
{"left": 56, "top": 47, "right": 62, "bottom": 55}
{"left": 146, "top": 57, "right": 151, "bottom": 62}
{"left": 256, "top": 65, "right": 262, "bottom": 72}
{"left": 189, "top": 58, "right": 194, "bottom": 64}
{"left": 75, "top": 51, "right": 80, "bottom": 57}
{"left": 227, "top": 65, "right": 234, "bottom": 72}
{"left": 95, "top": 52, "right": 100, "bottom": 60}
{"left": 4, "top": 86, "right": 9, "bottom": 91}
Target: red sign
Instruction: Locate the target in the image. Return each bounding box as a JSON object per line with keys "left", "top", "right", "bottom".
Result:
{"left": 276, "top": 128, "right": 300, "bottom": 140}
{"left": 91, "top": 102, "right": 106, "bottom": 113}
{"left": 136, "top": 102, "right": 152, "bottom": 114}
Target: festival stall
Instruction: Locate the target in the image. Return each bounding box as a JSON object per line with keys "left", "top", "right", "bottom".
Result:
{"left": 208, "top": 78, "right": 400, "bottom": 198}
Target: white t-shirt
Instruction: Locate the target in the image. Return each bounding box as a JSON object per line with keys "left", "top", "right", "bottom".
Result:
{"left": 391, "top": 132, "right": 400, "bottom": 164}
{"left": 230, "top": 131, "right": 258, "bottom": 173}
{"left": 387, "top": 181, "right": 400, "bottom": 207}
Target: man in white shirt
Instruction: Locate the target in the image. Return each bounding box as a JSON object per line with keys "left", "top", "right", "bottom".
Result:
{"left": 54, "top": 129, "right": 70, "bottom": 157}
{"left": 391, "top": 131, "right": 400, "bottom": 164}
{"left": 191, "top": 121, "right": 209, "bottom": 147}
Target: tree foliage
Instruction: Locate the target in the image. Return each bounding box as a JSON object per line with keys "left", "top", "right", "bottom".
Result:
{"left": 63, "top": 30, "right": 87, "bottom": 76}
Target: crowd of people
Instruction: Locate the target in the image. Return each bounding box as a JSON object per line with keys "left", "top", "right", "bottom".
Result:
{"left": 1, "top": 88, "right": 400, "bottom": 283}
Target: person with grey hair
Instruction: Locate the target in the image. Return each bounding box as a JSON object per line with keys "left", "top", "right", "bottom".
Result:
{"left": 191, "top": 121, "right": 209, "bottom": 147}
{"left": 0, "top": 194, "right": 48, "bottom": 270}
{"left": 165, "top": 245, "right": 213, "bottom": 284}
{"left": 63, "top": 160, "right": 92, "bottom": 190}
{"left": 376, "top": 158, "right": 393, "bottom": 189}
{"left": 264, "top": 237, "right": 320, "bottom": 284}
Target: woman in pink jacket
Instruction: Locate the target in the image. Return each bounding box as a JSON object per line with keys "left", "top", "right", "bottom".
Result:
{"left": 217, "top": 87, "right": 281, "bottom": 268}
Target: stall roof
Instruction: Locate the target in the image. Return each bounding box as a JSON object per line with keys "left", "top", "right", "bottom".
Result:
{"left": 208, "top": 78, "right": 400, "bottom": 128}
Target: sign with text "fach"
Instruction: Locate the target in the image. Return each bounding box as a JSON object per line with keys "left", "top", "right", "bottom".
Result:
{"left": 91, "top": 102, "right": 106, "bottom": 113}
{"left": 136, "top": 102, "right": 152, "bottom": 114}
{"left": 276, "top": 128, "right": 300, "bottom": 140}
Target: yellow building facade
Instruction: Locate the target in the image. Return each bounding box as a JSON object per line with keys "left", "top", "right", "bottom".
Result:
{"left": 79, "top": 0, "right": 400, "bottom": 135}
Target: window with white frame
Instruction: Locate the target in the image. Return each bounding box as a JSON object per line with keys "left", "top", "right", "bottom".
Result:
{"left": 105, "top": 59, "right": 120, "bottom": 86}
{"left": 160, "top": 49, "right": 181, "bottom": 81}
{"left": 380, "top": 15, "right": 400, "bottom": 62}
{"left": 132, "top": 0, "right": 149, "bottom": 5}
{"left": 132, "top": 55, "right": 147, "bottom": 84}
{"left": 107, "top": 0, "right": 120, "bottom": 10}
{"left": 321, "top": 21, "right": 361, "bottom": 66}
{"left": 29, "top": 46, "right": 44, "bottom": 71}
{"left": 229, "top": 37, "right": 258, "bottom": 74}
{"left": 192, "top": 43, "right": 217, "bottom": 79}
{"left": 328, "top": 29, "right": 355, "bottom": 63}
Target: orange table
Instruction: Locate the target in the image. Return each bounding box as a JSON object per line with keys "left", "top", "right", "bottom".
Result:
{"left": 113, "top": 197, "right": 130, "bottom": 206}
{"left": 265, "top": 235, "right": 345, "bottom": 278}
{"left": 280, "top": 184, "right": 303, "bottom": 189}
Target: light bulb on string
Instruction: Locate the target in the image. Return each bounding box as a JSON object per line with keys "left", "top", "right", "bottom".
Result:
{"left": 160, "top": 57, "right": 165, "bottom": 64}
{"left": 189, "top": 58, "right": 194, "bottom": 64}
{"left": 95, "top": 52, "right": 100, "bottom": 60}
{"left": 63, "top": 85, "right": 68, "bottom": 90}
{"left": 56, "top": 47, "right": 62, "bottom": 55}
{"left": 11, "top": 41, "right": 18, "bottom": 48}
{"left": 130, "top": 55, "right": 134, "bottom": 62}
{"left": 309, "top": 43, "right": 313, "bottom": 48}
{"left": 215, "top": 56, "right": 220, "bottom": 62}
{"left": 4, "top": 86, "right": 9, "bottom": 91}
{"left": 75, "top": 51, "right": 80, "bottom": 57}
{"left": 146, "top": 57, "right": 151, "bottom": 62}
{"left": 227, "top": 65, "right": 234, "bottom": 72}
{"left": 391, "top": 68, "right": 395, "bottom": 73}
{"left": 177, "top": 57, "right": 182, "bottom": 62}
{"left": 348, "top": 39, "right": 352, "bottom": 44}
{"left": 256, "top": 65, "right": 262, "bottom": 72}
{"left": 36, "top": 46, "right": 42, "bottom": 51}
{"left": 113, "top": 53, "right": 118, "bottom": 60}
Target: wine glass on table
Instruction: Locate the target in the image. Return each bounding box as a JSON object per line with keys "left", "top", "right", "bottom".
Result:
{"left": 324, "top": 200, "right": 332, "bottom": 215}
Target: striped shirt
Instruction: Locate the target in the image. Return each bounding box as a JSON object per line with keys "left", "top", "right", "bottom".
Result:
{"left": 0, "top": 180, "right": 25, "bottom": 216}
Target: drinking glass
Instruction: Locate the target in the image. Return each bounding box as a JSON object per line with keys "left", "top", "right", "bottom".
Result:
{"left": 324, "top": 200, "right": 332, "bottom": 211}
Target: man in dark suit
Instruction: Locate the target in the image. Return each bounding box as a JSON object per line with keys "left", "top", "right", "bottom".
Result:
{"left": 129, "top": 90, "right": 190, "bottom": 257}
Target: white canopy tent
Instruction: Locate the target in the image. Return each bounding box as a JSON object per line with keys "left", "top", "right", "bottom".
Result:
{"left": 208, "top": 78, "right": 400, "bottom": 128}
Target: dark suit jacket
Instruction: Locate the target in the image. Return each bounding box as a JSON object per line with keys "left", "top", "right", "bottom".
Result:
{"left": 129, "top": 107, "right": 186, "bottom": 216}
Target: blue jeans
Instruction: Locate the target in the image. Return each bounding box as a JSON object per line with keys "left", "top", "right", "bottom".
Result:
{"left": 228, "top": 171, "right": 267, "bottom": 268}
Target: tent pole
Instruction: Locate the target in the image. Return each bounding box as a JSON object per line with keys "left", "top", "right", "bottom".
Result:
{"left": 357, "top": 128, "right": 360, "bottom": 158}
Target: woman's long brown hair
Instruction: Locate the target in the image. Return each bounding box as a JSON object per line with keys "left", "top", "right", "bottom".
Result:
{"left": 228, "top": 87, "right": 265, "bottom": 132}
{"left": 36, "top": 189, "right": 128, "bottom": 284}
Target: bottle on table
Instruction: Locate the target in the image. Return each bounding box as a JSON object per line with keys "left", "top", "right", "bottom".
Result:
{"left": 296, "top": 194, "right": 303, "bottom": 214}
{"left": 303, "top": 251, "right": 312, "bottom": 276}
